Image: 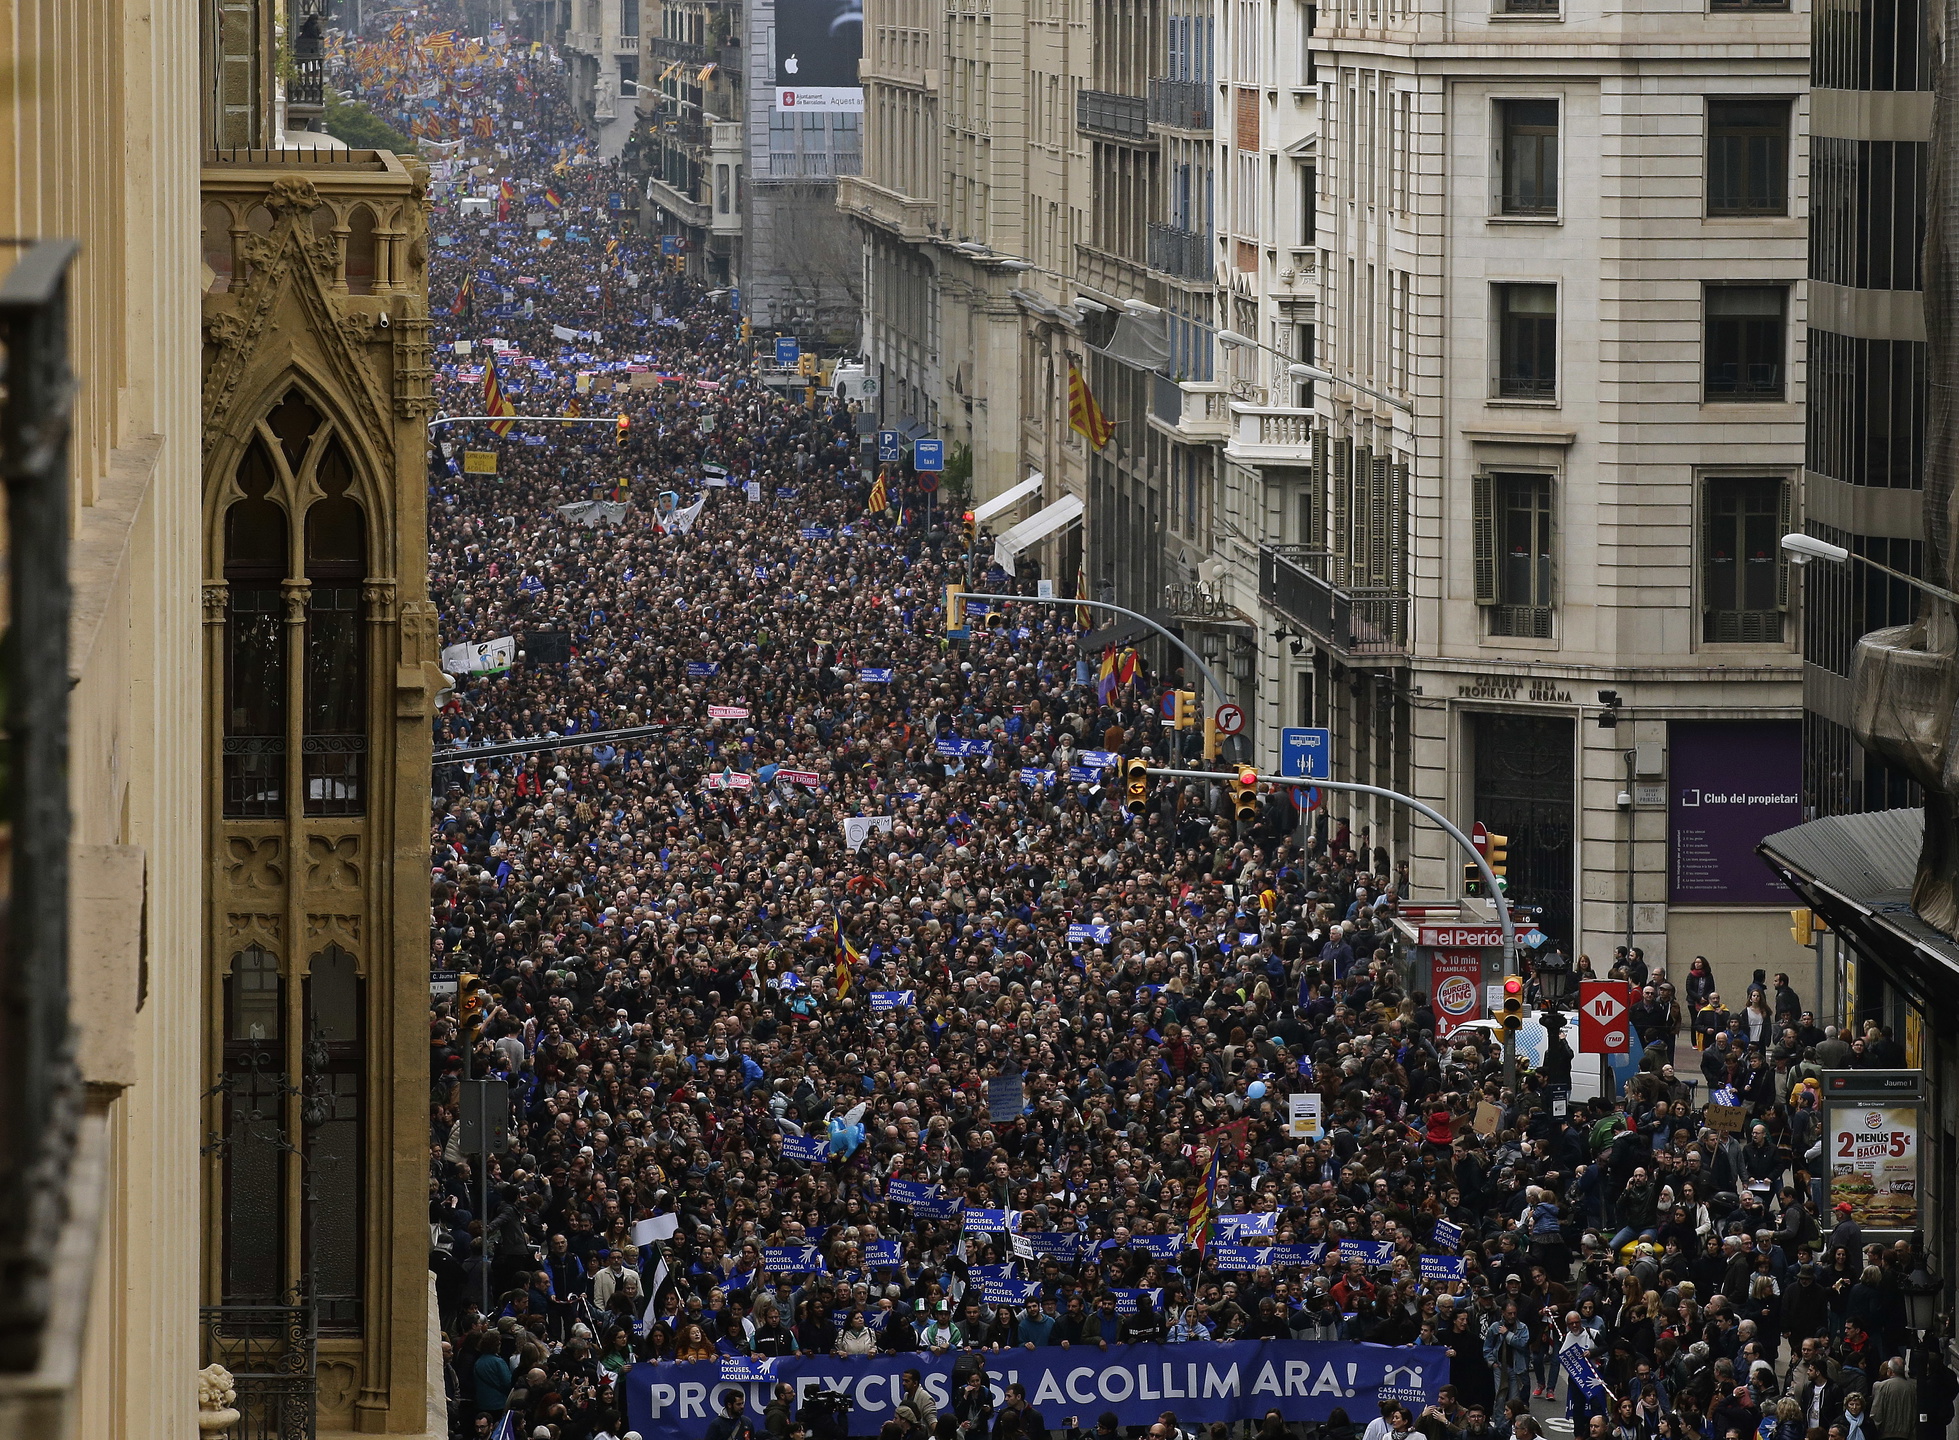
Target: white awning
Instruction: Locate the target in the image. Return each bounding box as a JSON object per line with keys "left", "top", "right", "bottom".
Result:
{"left": 971, "top": 473, "right": 1044, "bottom": 525}
{"left": 994, "top": 493, "right": 1086, "bottom": 575}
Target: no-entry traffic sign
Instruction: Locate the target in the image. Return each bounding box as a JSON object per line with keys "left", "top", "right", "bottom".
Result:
{"left": 1214, "top": 703, "right": 1244, "bottom": 736}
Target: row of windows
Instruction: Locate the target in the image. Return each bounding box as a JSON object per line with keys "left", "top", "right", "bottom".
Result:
{"left": 1810, "top": 137, "right": 1926, "bottom": 292}
{"left": 1492, "top": 97, "right": 1790, "bottom": 221}
{"left": 1489, "top": 283, "right": 1792, "bottom": 403}
{"left": 1469, "top": 473, "right": 1790, "bottom": 643}
{"left": 1812, "top": 0, "right": 1929, "bottom": 93}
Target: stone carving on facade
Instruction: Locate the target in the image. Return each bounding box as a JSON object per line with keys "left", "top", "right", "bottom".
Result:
{"left": 225, "top": 912, "right": 282, "bottom": 946}
{"left": 1852, "top": 30, "right": 1959, "bottom": 931}
{"left": 306, "top": 912, "right": 363, "bottom": 947}
{"left": 304, "top": 835, "right": 362, "bottom": 890}
{"left": 223, "top": 837, "right": 284, "bottom": 891}
{"left": 200, "top": 175, "right": 394, "bottom": 461}
{"left": 317, "top": 1357, "right": 359, "bottom": 1414}
{"left": 202, "top": 583, "right": 229, "bottom": 622}
{"left": 197, "top": 1363, "right": 240, "bottom": 1436}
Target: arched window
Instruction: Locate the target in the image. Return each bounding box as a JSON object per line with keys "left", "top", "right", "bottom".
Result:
{"left": 304, "top": 946, "right": 363, "bottom": 1331}
{"left": 224, "top": 438, "right": 288, "bottom": 817}
{"left": 223, "top": 945, "right": 285, "bottom": 1302}
{"left": 344, "top": 206, "right": 377, "bottom": 295}
{"left": 267, "top": 389, "right": 321, "bottom": 474}
{"left": 304, "top": 438, "right": 366, "bottom": 816}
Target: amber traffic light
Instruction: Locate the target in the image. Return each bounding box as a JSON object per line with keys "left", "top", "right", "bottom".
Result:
{"left": 1124, "top": 758, "right": 1152, "bottom": 815}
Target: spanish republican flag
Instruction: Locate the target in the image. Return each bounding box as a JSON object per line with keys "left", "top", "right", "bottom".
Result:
{"left": 1186, "top": 1147, "right": 1219, "bottom": 1253}
{"left": 542, "top": 189, "right": 564, "bottom": 210}
{"left": 482, "top": 355, "right": 517, "bottom": 437}
{"left": 1095, "top": 645, "right": 1119, "bottom": 705}
{"left": 866, "top": 471, "right": 888, "bottom": 513}
{"left": 1068, "top": 364, "right": 1114, "bottom": 449}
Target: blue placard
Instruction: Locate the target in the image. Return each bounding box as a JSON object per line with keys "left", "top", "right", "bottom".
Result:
{"left": 800, "top": 526, "right": 835, "bottom": 540}
{"left": 1066, "top": 923, "right": 1112, "bottom": 945}
{"left": 1212, "top": 1244, "right": 1270, "bottom": 1272}
{"left": 763, "top": 1245, "right": 826, "bottom": 1274}
{"left": 1281, "top": 727, "right": 1332, "bottom": 781}
{"left": 909, "top": 1194, "right": 964, "bottom": 1221}
{"left": 979, "top": 1276, "right": 1042, "bottom": 1306}
{"left": 1429, "top": 1219, "right": 1462, "bottom": 1252}
{"left": 780, "top": 1133, "right": 828, "bottom": 1164}
{"left": 1107, "top": 1289, "right": 1164, "bottom": 1316}
{"left": 1560, "top": 1349, "right": 1607, "bottom": 1399}
{"left": 869, "top": 990, "right": 915, "bottom": 1012}
{"left": 1025, "top": 1231, "right": 1084, "bottom": 1261}
{"left": 1338, "top": 1240, "right": 1397, "bottom": 1269}
{"left": 962, "top": 1207, "right": 1012, "bottom": 1233}
{"left": 686, "top": 660, "right": 720, "bottom": 677}
{"left": 1266, "top": 1243, "right": 1327, "bottom": 1269}
{"left": 625, "top": 1341, "right": 1448, "bottom": 1439}
{"left": 776, "top": 336, "right": 801, "bottom": 368}
{"left": 1221, "top": 1212, "right": 1277, "bottom": 1239}
{"left": 887, "top": 1178, "right": 939, "bottom": 1206}
{"left": 865, "top": 1240, "right": 905, "bottom": 1268}
{"left": 987, "top": 1074, "right": 1024, "bottom": 1121}
{"left": 913, "top": 438, "right": 945, "bottom": 472}
{"left": 719, "top": 1355, "right": 776, "bottom": 1382}
{"left": 1418, "top": 1255, "right": 1465, "bottom": 1284}
{"left": 1127, "top": 1234, "right": 1186, "bottom": 1259}
{"left": 859, "top": 668, "right": 894, "bottom": 683}
{"left": 877, "top": 430, "right": 902, "bottom": 463}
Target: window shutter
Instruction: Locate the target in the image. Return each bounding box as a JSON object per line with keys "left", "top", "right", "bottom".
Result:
{"left": 1389, "top": 462, "right": 1409, "bottom": 595}
{"left": 1331, "top": 438, "right": 1350, "bottom": 583}
{"left": 1309, "top": 424, "right": 1326, "bottom": 548}
{"left": 1472, "top": 473, "right": 1496, "bottom": 604}
{"left": 1369, "top": 454, "right": 1391, "bottom": 588}
{"left": 1776, "top": 478, "right": 1793, "bottom": 612}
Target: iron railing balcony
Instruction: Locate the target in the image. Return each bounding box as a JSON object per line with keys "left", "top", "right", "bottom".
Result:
{"left": 1147, "top": 221, "right": 1212, "bottom": 281}
{"left": 1259, "top": 544, "right": 1408, "bottom": 659}
{"left": 1077, "top": 89, "right": 1150, "bottom": 141}
{"left": 1148, "top": 77, "right": 1212, "bottom": 131}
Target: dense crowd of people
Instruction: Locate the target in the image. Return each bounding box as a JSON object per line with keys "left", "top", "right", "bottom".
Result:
{"left": 334, "top": 16, "right": 1954, "bottom": 1440}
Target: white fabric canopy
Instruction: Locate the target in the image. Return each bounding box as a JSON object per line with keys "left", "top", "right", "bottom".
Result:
{"left": 993, "top": 493, "right": 1086, "bottom": 576}
{"left": 971, "top": 474, "right": 1044, "bottom": 525}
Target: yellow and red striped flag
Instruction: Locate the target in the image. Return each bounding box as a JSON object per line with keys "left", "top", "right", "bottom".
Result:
{"left": 867, "top": 471, "right": 889, "bottom": 513}
{"left": 1186, "top": 1147, "right": 1219, "bottom": 1253}
{"left": 482, "top": 355, "right": 517, "bottom": 437}
{"left": 1068, "top": 363, "right": 1114, "bottom": 449}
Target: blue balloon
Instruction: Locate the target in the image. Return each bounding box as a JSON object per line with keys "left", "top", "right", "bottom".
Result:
{"left": 1246, "top": 1081, "right": 1267, "bottom": 1101}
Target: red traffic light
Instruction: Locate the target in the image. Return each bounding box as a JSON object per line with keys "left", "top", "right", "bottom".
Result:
{"left": 1502, "top": 975, "right": 1523, "bottom": 997}
{"left": 1237, "top": 766, "right": 1258, "bottom": 788}
{"left": 615, "top": 415, "right": 630, "bottom": 445}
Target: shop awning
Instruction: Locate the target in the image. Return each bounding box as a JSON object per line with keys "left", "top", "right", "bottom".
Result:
{"left": 993, "top": 493, "right": 1085, "bottom": 576}
{"left": 972, "top": 474, "right": 1044, "bottom": 525}
{"left": 1758, "top": 808, "right": 1959, "bottom": 998}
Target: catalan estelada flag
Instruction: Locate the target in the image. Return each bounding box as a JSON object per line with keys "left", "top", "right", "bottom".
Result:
{"left": 422, "top": 28, "right": 458, "bottom": 51}
{"left": 866, "top": 471, "right": 888, "bottom": 513}
{"left": 450, "top": 274, "right": 473, "bottom": 316}
{"left": 482, "top": 354, "right": 517, "bottom": 437}
{"left": 1186, "top": 1147, "right": 1219, "bottom": 1253}
{"left": 475, "top": 114, "right": 495, "bottom": 138}
{"left": 1068, "top": 363, "right": 1114, "bottom": 449}
{"left": 1075, "top": 562, "right": 1093, "bottom": 630}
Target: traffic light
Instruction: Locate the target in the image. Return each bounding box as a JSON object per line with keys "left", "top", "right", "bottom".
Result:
{"left": 961, "top": 510, "right": 977, "bottom": 548}
{"left": 1231, "top": 765, "right": 1261, "bottom": 827}
{"left": 1203, "top": 709, "right": 1221, "bottom": 760}
{"left": 1500, "top": 975, "right": 1524, "bottom": 1034}
{"left": 1463, "top": 864, "right": 1483, "bottom": 897}
{"left": 944, "top": 585, "right": 967, "bottom": 636}
{"left": 615, "top": 414, "right": 630, "bottom": 447}
{"left": 1485, "top": 832, "right": 1509, "bottom": 891}
{"left": 459, "top": 973, "right": 485, "bottom": 1044}
{"left": 1170, "top": 690, "right": 1198, "bottom": 730}
{"left": 1124, "top": 758, "right": 1152, "bottom": 815}
{"left": 1790, "top": 908, "right": 1828, "bottom": 945}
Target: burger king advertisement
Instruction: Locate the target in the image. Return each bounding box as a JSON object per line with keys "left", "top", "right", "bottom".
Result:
{"left": 1821, "top": 1071, "right": 1925, "bottom": 1234}
{"left": 1431, "top": 953, "right": 1481, "bottom": 1037}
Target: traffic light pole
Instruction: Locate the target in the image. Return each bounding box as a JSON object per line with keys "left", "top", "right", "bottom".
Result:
{"left": 1143, "top": 766, "right": 1519, "bottom": 974}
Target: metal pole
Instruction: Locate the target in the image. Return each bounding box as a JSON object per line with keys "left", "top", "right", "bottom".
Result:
{"left": 427, "top": 414, "right": 626, "bottom": 432}
{"left": 991, "top": 594, "right": 1231, "bottom": 706}
{"left": 1623, "top": 751, "right": 1636, "bottom": 954}
{"left": 1145, "top": 766, "right": 1518, "bottom": 976}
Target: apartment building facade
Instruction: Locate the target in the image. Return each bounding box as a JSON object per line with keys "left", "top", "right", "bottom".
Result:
{"left": 1259, "top": 0, "right": 1815, "bottom": 983}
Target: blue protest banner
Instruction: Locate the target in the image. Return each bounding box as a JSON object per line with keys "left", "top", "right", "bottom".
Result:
{"left": 800, "top": 526, "right": 835, "bottom": 539}
{"left": 1078, "top": 750, "right": 1120, "bottom": 769}
{"left": 1067, "top": 924, "right": 1113, "bottom": 945}
{"left": 886, "top": 1178, "right": 939, "bottom": 1206}
{"left": 1265, "top": 1244, "right": 1327, "bottom": 1270}
{"left": 630, "top": 1337, "right": 1445, "bottom": 1440}
{"left": 1560, "top": 1349, "right": 1607, "bottom": 1400}
{"left": 1128, "top": 1234, "right": 1186, "bottom": 1259}
{"left": 686, "top": 660, "right": 720, "bottom": 677}
{"left": 1417, "top": 1255, "right": 1465, "bottom": 1284}
{"left": 1337, "top": 1240, "right": 1397, "bottom": 1269}
{"left": 1025, "top": 1232, "right": 1084, "bottom": 1261}
{"left": 859, "top": 668, "right": 894, "bottom": 683}
{"left": 763, "top": 1246, "right": 826, "bottom": 1274}
{"left": 865, "top": 1240, "right": 904, "bottom": 1268}
{"left": 1107, "top": 1289, "right": 1164, "bottom": 1316}
{"left": 720, "top": 1355, "right": 776, "bottom": 1383}
{"left": 910, "top": 1194, "right": 964, "bottom": 1222}
{"left": 869, "top": 991, "right": 915, "bottom": 1012}
{"left": 1221, "top": 1213, "right": 1277, "bottom": 1239}
{"left": 780, "top": 1133, "right": 829, "bottom": 1164}
{"left": 962, "top": 1208, "right": 1012, "bottom": 1233}
{"left": 1212, "top": 1245, "right": 1270, "bottom": 1272}
{"left": 1429, "top": 1219, "right": 1462, "bottom": 1252}
{"left": 979, "top": 1277, "right": 1042, "bottom": 1306}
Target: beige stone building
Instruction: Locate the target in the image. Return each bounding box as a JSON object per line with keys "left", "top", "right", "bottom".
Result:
{"left": 0, "top": 3, "right": 441, "bottom": 1437}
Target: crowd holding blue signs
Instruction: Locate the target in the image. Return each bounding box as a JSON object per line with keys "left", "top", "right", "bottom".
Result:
{"left": 624, "top": 1341, "right": 1445, "bottom": 1440}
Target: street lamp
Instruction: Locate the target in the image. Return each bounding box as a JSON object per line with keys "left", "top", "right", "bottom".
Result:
{"left": 1216, "top": 328, "right": 1412, "bottom": 414}
{"left": 1780, "top": 533, "right": 1959, "bottom": 606}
